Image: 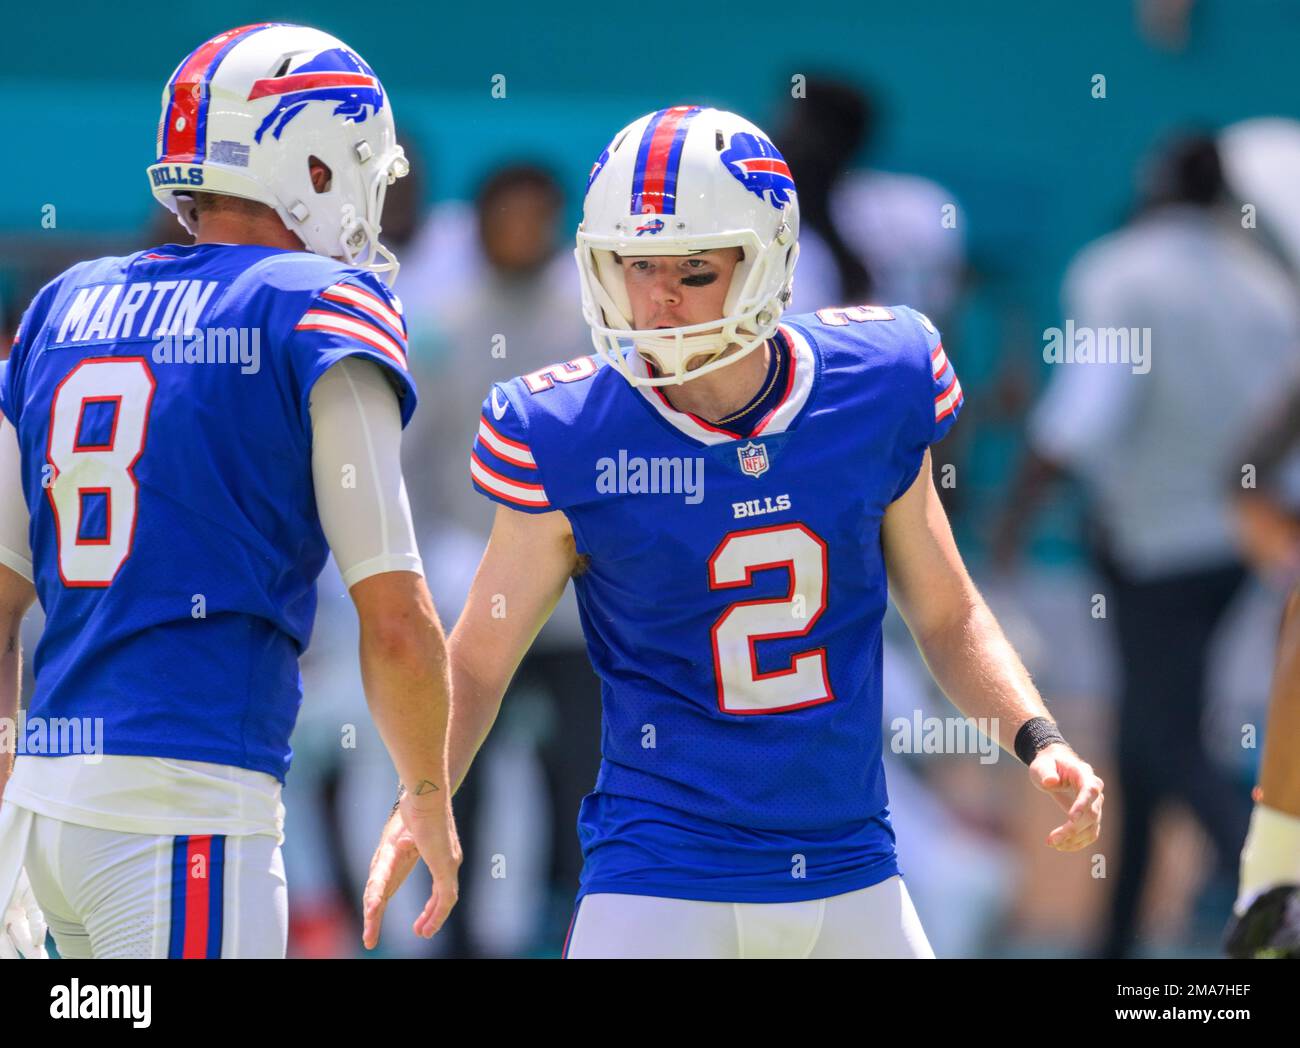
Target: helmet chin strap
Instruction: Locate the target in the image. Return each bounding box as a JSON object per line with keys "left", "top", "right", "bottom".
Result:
{"left": 633, "top": 330, "right": 730, "bottom": 367}
{"left": 629, "top": 321, "right": 770, "bottom": 385}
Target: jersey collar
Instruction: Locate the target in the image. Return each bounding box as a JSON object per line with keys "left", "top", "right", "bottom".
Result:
{"left": 627, "top": 324, "right": 817, "bottom": 446}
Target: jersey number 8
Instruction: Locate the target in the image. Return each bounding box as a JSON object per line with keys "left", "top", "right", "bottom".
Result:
{"left": 46, "top": 357, "right": 156, "bottom": 587}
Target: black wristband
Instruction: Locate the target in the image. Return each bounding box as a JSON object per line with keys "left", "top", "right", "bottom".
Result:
{"left": 391, "top": 783, "right": 406, "bottom": 816}
{"left": 1014, "top": 717, "right": 1067, "bottom": 765}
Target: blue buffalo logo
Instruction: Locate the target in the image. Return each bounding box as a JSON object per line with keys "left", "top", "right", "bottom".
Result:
{"left": 248, "top": 48, "right": 385, "bottom": 143}
{"left": 587, "top": 144, "right": 611, "bottom": 193}
{"left": 721, "top": 132, "right": 796, "bottom": 210}
{"left": 635, "top": 218, "right": 666, "bottom": 236}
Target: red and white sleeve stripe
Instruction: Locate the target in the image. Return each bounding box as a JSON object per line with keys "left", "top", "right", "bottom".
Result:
{"left": 932, "top": 343, "right": 963, "bottom": 423}
{"left": 319, "top": 282, "right": 407, "bottom": 338}
{"left": 476, "top": 416, "right": 536, "bottom": 469}
{"left": 295, "top": 281, "right": 409, "bottom": 369}
{"left": 470, "top": 450, "right": 550, "bottom": 509}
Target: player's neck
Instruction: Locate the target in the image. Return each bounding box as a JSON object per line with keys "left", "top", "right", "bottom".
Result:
{"left": 661, "top": 342, "right": 771, "bottom": 424}
{"left": 193, "top": 213, "right": 305, "bottom": 252}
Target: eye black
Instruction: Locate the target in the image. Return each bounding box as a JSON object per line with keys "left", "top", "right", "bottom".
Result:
{"left": 681, "top": 272, "right": 718, "bottom": 288}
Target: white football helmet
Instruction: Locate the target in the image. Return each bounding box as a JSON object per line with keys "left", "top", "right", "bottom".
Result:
{"left": 147, "top": 23, "right": 409, "bottom": 283}
{"left": 576, "top": 106, "right": 800, "bottom": 386}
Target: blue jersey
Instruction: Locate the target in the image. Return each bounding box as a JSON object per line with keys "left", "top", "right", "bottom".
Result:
{"left": 0, "top": 243, "right": 415, "bottom": 782}
{"left": 470, "top": 305, "right": 963, "bottom": 902}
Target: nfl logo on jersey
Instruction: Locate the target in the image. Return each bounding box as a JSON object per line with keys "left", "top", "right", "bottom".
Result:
{"left": 737, "top": 440, "right": 770, "bottom": 478}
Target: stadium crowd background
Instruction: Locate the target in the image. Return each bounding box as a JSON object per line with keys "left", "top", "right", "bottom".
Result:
{"left": 2, "top": 0, "right": 1299, "bottom": 957}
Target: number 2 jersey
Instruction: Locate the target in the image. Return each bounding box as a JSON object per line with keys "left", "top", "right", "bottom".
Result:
{"left": 471, "top": 306, "right": 963, "bottom": 902}
{"left": 0, "top": 243, "right": 415, "bottom": 792}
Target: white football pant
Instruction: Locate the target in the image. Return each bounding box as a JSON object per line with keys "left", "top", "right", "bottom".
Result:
{"left": 21, "top": 813, "right": 287, "bottom": 959}
{"left": 564, "top": 874, "right": 935, "bottom": 958}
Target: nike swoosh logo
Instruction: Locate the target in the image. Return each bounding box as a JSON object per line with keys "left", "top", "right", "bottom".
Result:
{"left": 491, "top": 387, "right": 509, "bottom": 421}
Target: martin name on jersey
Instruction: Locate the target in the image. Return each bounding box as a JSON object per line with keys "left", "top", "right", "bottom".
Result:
{"left": 470, "top": 304, "right": 963, "bottom": 903}
{"left": 0, "top": 243, "right": 414, "bottom": 783}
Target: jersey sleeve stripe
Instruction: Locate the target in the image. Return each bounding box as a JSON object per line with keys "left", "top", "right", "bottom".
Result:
{"left": 296, "top": 311, "right": 408, "bottom": 369}
{"left": 322, "top": 283, "right": 407, "bottom": 338}
{"left": 310, "top": 304, "right": 407, "bottom": 356}
{"left": 931, "top": 345, "right": 949, "bottom": 379}
{"left": 935, "top": 374, "right": 963, "bottom": 422}
{"left": 470, "top": 451, "right": 551, "bottom": 507}
{"left": 477, "top": 417, "right": 536, "bottom": 468}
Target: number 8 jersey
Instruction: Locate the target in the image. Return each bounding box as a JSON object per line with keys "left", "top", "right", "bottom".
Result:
{"left": 471, "top": 305, "right": 963, "bottom": 903}
{"left": 0, "top": 243, "right": 415, "bottom": 783}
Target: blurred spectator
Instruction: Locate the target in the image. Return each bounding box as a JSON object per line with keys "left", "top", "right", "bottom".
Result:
{"left": 776, "top": 76, "right": 971, "bottom": 519}
{"left": 404, "top": 163, "right": 586, "bottom": 535}
{"left": 399, "top": 162, "right": 578, "bottom": 321}
{"left": 400, "top": 162, "right": 601, "bottom": 955}
{"left": 778, "top": 76, "right": 966, "bottom": 326}
{"left": 995, "top": 132, "right": 1300, "bottom": 957}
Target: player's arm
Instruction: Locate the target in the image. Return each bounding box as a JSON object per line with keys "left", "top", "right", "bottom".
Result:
{"left": 0, "top": 413, "right": 35, "bottom": 803}
{"left": 447, "top": 504, "right": 577, "bottom": 791}
{"left": 1229, "top": 379, "right": 1300, "bottom": 584}
{"left": 881, "top": 448, "right": 1104, "bottom": 852}
{"left": 309, "top": 357, "right": 461, "bottom": 939}
{"left": 362, "top": 502, "right": 576, "bottom": 949}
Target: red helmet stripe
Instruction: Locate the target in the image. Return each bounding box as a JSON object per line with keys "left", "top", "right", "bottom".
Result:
{"left": 637, "top": 106, "right": 695, "bottom": 215}
{"left": 161, "top": 23, "right": 274, "bottom": 163}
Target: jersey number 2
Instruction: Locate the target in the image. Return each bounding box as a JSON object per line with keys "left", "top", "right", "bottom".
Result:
{"left": 46, "top": 357, "right": 156, "bottom": 587}
{"left": 708, "top": 522, "right": 833, "bottom": 714}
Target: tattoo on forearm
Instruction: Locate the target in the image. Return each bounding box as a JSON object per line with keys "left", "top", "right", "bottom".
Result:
{"left": 392, "top": 778, "right": 442, "bottom": 815}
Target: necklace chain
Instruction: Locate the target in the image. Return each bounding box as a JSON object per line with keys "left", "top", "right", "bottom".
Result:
{"left": 714, "top": 340, "right": 782, "bottom": 426}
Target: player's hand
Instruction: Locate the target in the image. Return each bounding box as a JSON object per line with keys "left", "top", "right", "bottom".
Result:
{"left": 1029, "top": 743, "right": 1104, "bottom": 852}
{"left": 361, "top": 795, "right": 462, "bottom": 949}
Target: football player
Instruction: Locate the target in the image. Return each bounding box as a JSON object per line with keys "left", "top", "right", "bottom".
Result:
{"left": 0, "top": 23, "right": 459, "bottom": 958}
{"left": 1223, "top": 377, "right": 1300, "bottom": 959}
{"left": 363, "top": 107, "right": 1104, "bottom": 958}
{"left": 1224, "top": 584, "right": 1300, "bottom": 959}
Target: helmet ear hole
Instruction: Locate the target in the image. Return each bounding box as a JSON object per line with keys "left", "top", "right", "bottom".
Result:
{"left": 308, "top": 156, "right": 332, "bottom": 193}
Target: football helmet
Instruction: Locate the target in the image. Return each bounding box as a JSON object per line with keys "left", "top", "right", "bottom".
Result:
{"left": 577, "top": 106, "right": 800, "bottom": 386}
{"left": 147, "top": 23, "right": 409, "bottom": 283}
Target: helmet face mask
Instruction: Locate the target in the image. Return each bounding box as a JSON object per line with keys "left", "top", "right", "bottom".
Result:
{"left": 576, "top": 106, "right": 800, "bottom": 386}
{"left": 147, "top": 23, "right": 408, "bottom": 284}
